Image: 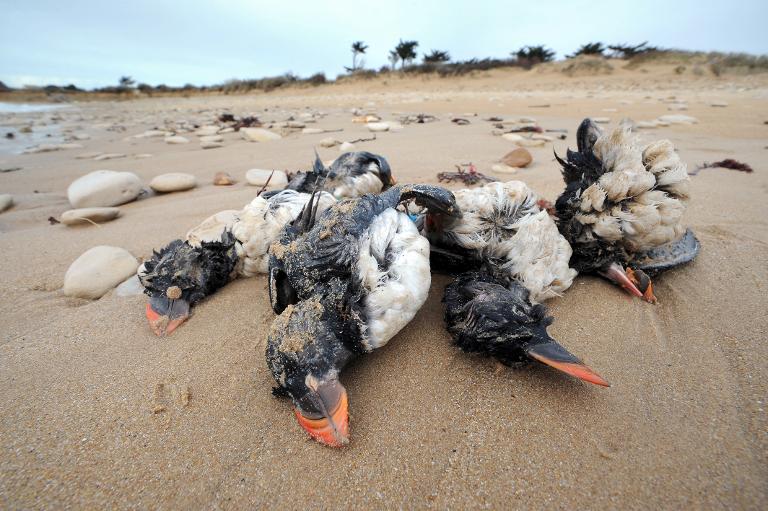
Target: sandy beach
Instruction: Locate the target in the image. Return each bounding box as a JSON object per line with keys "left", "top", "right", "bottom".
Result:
{"left": 1, "top": 64, "right": 766, "bottom": 509}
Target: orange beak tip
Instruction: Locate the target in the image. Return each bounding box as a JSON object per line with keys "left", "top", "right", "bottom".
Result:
{"left": 293, "top": 389, "right": 350, "bottom": 447}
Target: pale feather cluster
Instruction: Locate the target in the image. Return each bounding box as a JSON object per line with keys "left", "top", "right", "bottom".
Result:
{"left": 329, "top": 163, "right": 385, "bottom": 199}
{"left": 356, "top": 208, "right": 431, "bottom": 350}
{"left": 185, "top": 190, "right": 336, "bottom": 277}
{"left": 433, "top": 181, "right": 576, "bottom": 303}
{"left": 575, "top": 127, "right": 689, "bottom": 252}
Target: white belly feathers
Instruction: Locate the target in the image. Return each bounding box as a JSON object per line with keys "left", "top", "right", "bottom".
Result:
{"left": 356, "top": 208, "right": 431, "bottom": 350}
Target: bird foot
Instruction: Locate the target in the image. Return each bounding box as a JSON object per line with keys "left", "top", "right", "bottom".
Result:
{"left": 626, "top": 267, "right": 657, "bottom": 304}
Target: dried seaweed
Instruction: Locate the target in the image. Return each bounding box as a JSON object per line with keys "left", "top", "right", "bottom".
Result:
{"left": 437, "top": 163, "right": 497, "bottom": 185}
{"left": 690, "top": 159, "right": 754, "bottom": 175}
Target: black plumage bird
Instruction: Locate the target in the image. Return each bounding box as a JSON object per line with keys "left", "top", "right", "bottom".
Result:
{"left": 285, "top": 151, "right": 395, "bottom": 199}
{"left": 555, "top": 118, "right": 700, "bottom": 302}
{"left": 443, "top": 270, "right": 609, "bottom": 386}
{"left": 266, "top": 184, "right": 460, "bottom": 447}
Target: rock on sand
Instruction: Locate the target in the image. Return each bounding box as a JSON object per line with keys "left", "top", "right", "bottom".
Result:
{"left": 245, "top": 169, "right": 288, "bottom": 188}
{"left": 60, "top": 207, "right": 120, "bottom": 225}
{"left": 241, "top": 128, "right": 282, "bottom": 142}
{"left": 0, "top": 194, "right": 12, "bottom": 213}
{"left": 164, "top": 135, "right": 190, "bottom": 144}
{"left": 149, "top": 173, "right": 197, "bottom": 193}
{"left": 366, "top": 122, "right": 390, "bottom": 132}
{"left": 63, "top": 246, "right": 139, "bottom": 299}
{"left": 67, "top": 170, "right": 143, "bottom": 208}
{"left": 500, "top": 148, "right": 532, "bottom": 168}
{"left": 213, "top": 172, "right": 235, "bottom": 185}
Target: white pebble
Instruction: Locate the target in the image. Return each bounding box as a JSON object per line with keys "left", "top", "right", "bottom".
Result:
{"left": 63, "top": 246, "right": 139, "bottom": 299}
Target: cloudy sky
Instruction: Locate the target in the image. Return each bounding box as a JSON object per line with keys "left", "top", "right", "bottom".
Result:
{"left": 1, "top": 0, "right": 766, "bottom": 89}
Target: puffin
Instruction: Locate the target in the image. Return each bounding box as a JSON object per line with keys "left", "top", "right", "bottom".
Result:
{"left": 555, "top": 118, "right": 700, "bottom": 303}
{"left": 443, "top": 270, "right": 609, "bottom": 386}
{"left": 285, "top": 151, "right": 396, "bottom": 199}
{"left": 266, "top": 184, "right": 460, "bottom": 447}
{"left": 423, "top": 180, "right": 577, "bottom": 303}
{"left": 140, "top": 189, "right": 336, "bottom": 336}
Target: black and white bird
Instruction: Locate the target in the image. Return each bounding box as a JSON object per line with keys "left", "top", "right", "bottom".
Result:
{"left": 266, "top": 184, "right": 460, "bottom": 447}
{"left": 424, "top": 180, "right": 576, "bottom": 303}
{"left": 443, "top": 270, "right": 609, "bottom": 386}
{"left": 555, "top": 118, "right": 700, "bottom": 302}
{"left": 140, "top": 189, "right": 336, "bottom": 336}
{"left": 285, "top": 151, "right": 396, "bottom": 199}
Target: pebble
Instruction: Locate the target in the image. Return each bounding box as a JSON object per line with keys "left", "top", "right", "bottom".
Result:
{"left": 72, "top": 133, "right": 91, "bottom": 140}
{"left": 366, "top": 122, "right": 390, "bottom": 132}
{"left": 136, "top": 129, "right": 167, "bottom": 138}
{"left": 301, "top": 128, "right": 326, "bottom": 135}
{"left": 710, "top": 101, "right": 728, "bottom": 107}
{"left": 286, "top": 121, "right": 305, "bottom": 129}
{"left": 60, "top": 207, "right": 120, "bottom": 225}
{"left": 135, "top": 153, "right": 153, "bottom": 159}
{"left": 63, "top": 246, "right": 139, "bottom": 299}
{"left": 213, "top": 172, "right": 235, "bottom": 185}
{"left": 500, "top": 148, "right": 532, "bottom": 168}
{"left": 245, "top": 169, "right": 288, "bottom": 188}
{"left": 93, "top": 153, "right": 126, "bottom": 161}
{"left": 149, "top": 173, "right": 197, "bottom": 193}
{"left": 339, "top": 141, "right": 356, "bottom": 153}
{"left": 164, "top": 135, "right": 190, "bottom": 144}
{"left": 515, "top": 139, "right": 546, "bottom": 148}
{"left": 67, "top": 170, "right": 143, "bottom": 208}
{"left": 531, "top": 134, "right": 554, "bottom": 141}
{"left": 491, "top": 164, "right": 518, "bottom": 174}
{"left": 219, "top": 127, "right": 235, "bottom": 134}
{"left": 201, "top": 141, "right": 223, "bottom": 149}
{"left": 241, "top": 128, "right": 282, "bottom": 142}
{"left": 502, "top": 133, "right": 524, "bottom": 142}
{"left": 320, "top": 137, "right": 341, "bottom": 148}
{"left": 635, "top": 121, "right": 659, "bottom": 129}
{"left": 115, "top": 275, "right": 144, "bottom": 297}
{"left": 592, "top": 117, "right": 611, "bottom": 124}
{"left": 195, "top": 125, "right": 220, "bottom": 136}
{"left": 0, "top": 194, "right": 12, "bottom": 213}
{"left": 667, "top": 103, "right": 688, "bottom": 111}
{"left": 657, "top": 114, "right": 698, "bottom": 125}
{"left": 23, "top": 143, "right": 83, "bottom": 154}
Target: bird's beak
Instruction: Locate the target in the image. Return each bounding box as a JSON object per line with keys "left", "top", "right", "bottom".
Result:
{"left": 294, "top": 380, "right": 350, "bottom": 447}
{"left": 389, "top": 175, "right": 397, "bottom": 186}
{"left": 526, "top": 339, "right": 610, "bottom": 387}
{"left": 145, "top": 295, "right": 190, "bottom": 336}
{"left": 598, "top": 262, "right": 645, "bottom": 300}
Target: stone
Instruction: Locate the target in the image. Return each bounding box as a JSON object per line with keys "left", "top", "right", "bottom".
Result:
{"left": 635, "top": 121, "right": 659, "bottom": 129}
{"left": 501, "top": 133, "right": 524, "bottom": 142}
{"left": 60, "top": 207, "right": 120, "bottom": 225}
{"left": 195, "top": 125, "right": 220, "bottom": 136}
{"left": 667, "top": 103, "right": 688, "bottom": 111}
{"left": 213, "top": 172, "right": 235, "bottom": 185}
{"left": 164, "top": 135, "right": 190, "bottom": 144}
{"left": 366, "top": 122, "right": 389, "bottom": 132}
{"left": 657, "top": 114, "right": 698, "bottom": 125}
{"left": 286, "top": 121, "right": 305, "bottom": 129}
{"left": 135, "top": 153, "right": 153, "bottom": 159}
{"left": 241, "top": 128, "right": 282, "bottom": 142}
{"left": 67, "top": 170, "right": 143, "bottom": 208}
{"left": 500, "top": 148, "right": 532, "bottom": 168}
{"left": 491, "top": 164, "right": 518, "bottom": 174}
{"left": 592, "top": 117, "right": 611, "bottom": 123}
{"left": 63, "top": 246, "right": 139, "bottom": 299}
{"left": 515, "top": 138, "right": 546, "bottom": 148}
{"left": 319, "top": 137, "right": 340, "bottom": 148}
{"left": 245, "top": 169, "right": 288, "bottom": 188}
{"left": 149, "top": 173, "right": 197, "bottom": 193}
{"left": 339, "top": 141, "right": 356, "bottom": 153}
{"left": 531, "top": 134, "right": 554, "bottom": 141}
{"left": 301, "top": 128, "right": 325, "bottom": 135}
{"left": 200, "top": 135, "right": 223, "bottom": 143}
{"left": 0, "top": 194, "right": 12, "bottom": 213}
{"left": 201, "top": 141, "right": 223, "bottom": 149}
{"left": 115, "top": 275, "right": 144, "bottom": 297}
{"left": 136, "top": 129, "right": 167, "bottom": 138}
{"left": 72, "top": 133, "right": 91, "bottom": 140}
{"left": 710, "top": 101, "right": 728, "bottom": 107}
{"left": 93, "top": 153, "right": 126, "bottom": 161}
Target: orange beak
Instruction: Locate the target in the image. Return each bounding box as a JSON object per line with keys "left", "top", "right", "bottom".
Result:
{"left": 145, "top": 301, "right": 189, "bottom": 337}
{"left": 599, "top": 262, "right": 644, "bottom": 299}
{"left": 526, "top": 340, "right": 610, "bottom": 387}
{"left": 294, "top": 385, "right": 349, "bottom": 447}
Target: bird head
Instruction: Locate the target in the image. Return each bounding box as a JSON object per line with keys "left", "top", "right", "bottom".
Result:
{"left": 267, "top": 298, "right": 355, "bottom": 447}
{"left": 139, "top": 232, "right": 239, "bottom": 336}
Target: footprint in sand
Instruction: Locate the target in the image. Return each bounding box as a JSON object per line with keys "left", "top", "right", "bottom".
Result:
{"left": 151, "top": 381, "right": 192, "bottom": 427}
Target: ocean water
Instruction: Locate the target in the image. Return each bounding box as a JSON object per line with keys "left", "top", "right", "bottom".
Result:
{"left": 0, "top": 102, "right": 71, "bottom": 154}
{"left": 0, "top": 102, "right": 70, "bottom": 113}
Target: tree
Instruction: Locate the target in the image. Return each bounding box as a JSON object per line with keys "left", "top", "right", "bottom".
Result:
{"left": 350, "top": 41, "right": 368, "bottom": 72}
{"left": 388, "top": 49, "right": 400, "bottom": 70}
{"left": 607, "top": 41, "right": 659, "bottom": 59}
{"left": 514, "top": 46, "right": 555, "bottom": 68}
{"left": 394, "top": 40, "right": 419, "bottom": 69}
{"left": 423, "top": 49, "right": 451, "bottom": 64}
{"left": 118, "top": 76, "right": 135, "bottom": 90}
{"left": 567, "top": 42, "right": 606, "bottom": 58}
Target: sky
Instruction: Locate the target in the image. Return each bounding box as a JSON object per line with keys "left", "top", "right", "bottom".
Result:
{"left": 1, "top": 0, "right": 767, "bottom": 89}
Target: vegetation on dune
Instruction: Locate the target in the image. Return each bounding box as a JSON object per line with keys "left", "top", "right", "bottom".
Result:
{"left": 392, "top": 40, "right": 419, "bottom": 69}
{"left": 348, "top": 41, "right": 368, "bottom": 73}
{"left": 423, "top": 50, "right": 451, "bottom": 64}
{"left": 513, "top": 45, "right": 556, "bottom": 68}
{"left": 567, "top": 42, "right": 606, "bottom": 58}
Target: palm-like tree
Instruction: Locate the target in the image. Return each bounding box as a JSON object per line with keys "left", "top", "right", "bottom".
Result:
{"left": 388, "top": 50, "right": 400, "bottom": 70}
{"left": 351, "top": 41, "right": 368, "bottom": 72}
{"left": 423, "top": 50, "right": 451, "bottom": 64}
{"left": 118, "top": 76, "right": 135, "bottom": 90}
{"left": 394, "top": 40, "right": 419, "bottom": 69}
